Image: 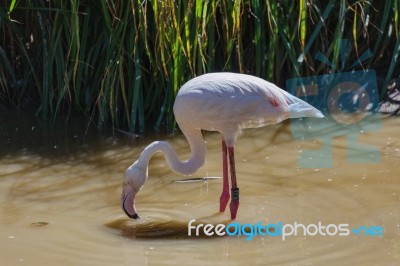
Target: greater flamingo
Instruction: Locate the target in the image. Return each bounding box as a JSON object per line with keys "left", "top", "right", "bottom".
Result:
{"left": 121, "top": 72, "right": 324, "bottom": 220}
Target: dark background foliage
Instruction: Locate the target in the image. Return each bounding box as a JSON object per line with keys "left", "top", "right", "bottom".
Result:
{"left": 1, "top": 0, "right": 399, "bottom": 134}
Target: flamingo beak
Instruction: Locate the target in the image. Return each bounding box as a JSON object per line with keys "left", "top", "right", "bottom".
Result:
{"left": 121, "top": 185, "right": 139, "bottom": 219}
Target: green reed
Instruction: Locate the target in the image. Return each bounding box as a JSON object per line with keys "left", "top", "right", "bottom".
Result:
{"left": 0, "top": 0, "right": 399, "bottom": 134}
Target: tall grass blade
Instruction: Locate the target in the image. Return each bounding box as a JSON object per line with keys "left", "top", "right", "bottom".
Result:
{"left": 1, "top": 1, "right": 399, "bottom": 133}
{"left": 299, "top": 0, "right": 307, "bottom": 51}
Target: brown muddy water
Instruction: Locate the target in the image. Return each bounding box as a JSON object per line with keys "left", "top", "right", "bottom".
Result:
{"left": 0, "top": 113, "right": 399, "bottom": 265}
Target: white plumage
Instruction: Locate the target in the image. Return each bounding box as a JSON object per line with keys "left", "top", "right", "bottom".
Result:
{"left": 121, "top": 72, "right": 324, "bottom": 220}
{"left": 174, "top": 72, "right": 323, "bottom": 145}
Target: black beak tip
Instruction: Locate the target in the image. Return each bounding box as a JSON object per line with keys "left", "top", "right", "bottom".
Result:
{"left": 122, "top": 194, "right": 139, "bottom": 219}
{"left": 122, "top": 203, "right": 139, "bottom": 219}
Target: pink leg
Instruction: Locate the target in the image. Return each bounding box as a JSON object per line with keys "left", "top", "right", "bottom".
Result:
{"left": 228, "top": 146, "right": 239, "bottom": 220}
{"left": 219, "top": 140, "right": 230, "bottom": 212}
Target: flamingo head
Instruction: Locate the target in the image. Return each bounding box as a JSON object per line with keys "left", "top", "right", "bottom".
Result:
{"left": 120, "top": 161, "right": 147, "bottom": 219}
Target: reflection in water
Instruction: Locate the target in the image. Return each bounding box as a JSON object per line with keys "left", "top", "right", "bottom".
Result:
{"left": 106, "top": 213, "right": 231, "bottom": 239}
{"left": 0, "top": 117, "right": 399, "bottom": 265}
{"left": 106, "top": 217, "right": 189, "bottom": 239}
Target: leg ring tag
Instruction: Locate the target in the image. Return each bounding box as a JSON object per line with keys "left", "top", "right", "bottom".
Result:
{"left": 231, "top": 188, "right": 239, "bottom": 201}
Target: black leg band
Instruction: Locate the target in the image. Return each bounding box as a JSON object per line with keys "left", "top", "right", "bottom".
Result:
{"left": 231, "top": 188, "right": 239, "bottom": 201}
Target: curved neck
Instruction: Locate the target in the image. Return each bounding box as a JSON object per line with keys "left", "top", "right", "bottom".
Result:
{"left": 137, "top": 128, "right": 206, "bottom": 175}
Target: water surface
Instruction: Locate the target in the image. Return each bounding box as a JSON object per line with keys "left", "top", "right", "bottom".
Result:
{"left": 0, "top": 115, "right": 399, "bottom": 265}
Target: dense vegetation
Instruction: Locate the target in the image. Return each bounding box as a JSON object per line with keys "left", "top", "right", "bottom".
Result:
{"left": 1, "top": 0, "right": 399, "bottom": 134}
